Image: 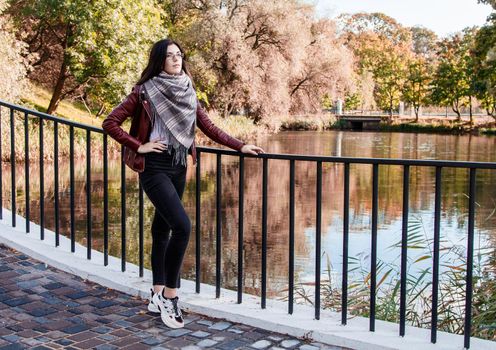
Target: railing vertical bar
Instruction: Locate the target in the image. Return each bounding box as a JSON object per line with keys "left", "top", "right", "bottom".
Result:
{"left": 289, "top": 159, "right": 295, "bottom": 314}
{"left": 24, "top": 112, "right": 29, "bottom": 233}
{"left": 121, "top": 144, "right": 126, "bottom": 272}
{"left": 237, "top": 155, "right": 245, "bottom": 304}
{"left": 69, "top": 126, "right": 75, "bottom": 252}
{"left": 39, "top": 118, "right": 44, "bottom": 240}
{"left": 261, "top": 157, "right": 268, "bottom": 309}
{"left": 400, "top": 165, "right": 410, "bottom": 336}
{"left": 215, "top": 153, "right": 222, "bottom": 298}
{"left": 103, "top": 134, "right": 109, "bottom": 266}
{"left": 86, "top": 130, "right": 91, "bottom": 259}
{"left": 341, "top": 162, "right": 350, "bottom": 325}
{"left": 431, "top": 166, "right": 442, "bottom": 343}
{"left": 370, "top": 163, "right": 379, "bottom": 331}
{"left": 195, "top": 150, "right": 201, "bottom": 293}
{"left": 139, "top": 180, "right": 144, "bottom": 277}
{"left": 10, "top": 109, "right": 16, "bottom": 227}
{"left": 315, "top": 161, "right": 322, "bottom": 320}
{"left": 464, "top": 168, "right": 476, "bottom": 350}
{"left": 54, "top": 122, "right": 59, "bottom": 246}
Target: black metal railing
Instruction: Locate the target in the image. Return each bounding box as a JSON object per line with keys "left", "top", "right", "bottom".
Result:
{"left": 0, "top": 100, "right": 495, "bottom": 349}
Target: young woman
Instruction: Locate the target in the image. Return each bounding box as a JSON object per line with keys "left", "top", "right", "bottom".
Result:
{"left": 102, "top": 38, "right": 264, "bottom": 329}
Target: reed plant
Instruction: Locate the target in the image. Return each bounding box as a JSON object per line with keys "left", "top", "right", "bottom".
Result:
{"left": 288, "top": 216, "right": 495, "bottom": 341}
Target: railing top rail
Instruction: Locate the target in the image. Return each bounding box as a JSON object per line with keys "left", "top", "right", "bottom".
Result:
{"left": 197, "top": 146, "right": 496, "bottom": 169}
{"left": 0, "top": 100, "right": 103, "bottom": 134}
{"left": 2, "top": 100, "right": 495, "bottom": 169}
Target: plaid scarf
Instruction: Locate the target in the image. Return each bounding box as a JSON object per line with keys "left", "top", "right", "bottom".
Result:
{"left": 143, "top": 71, "right": 197, "bottom": 166}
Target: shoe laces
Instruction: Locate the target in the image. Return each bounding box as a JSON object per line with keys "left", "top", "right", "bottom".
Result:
{"left": 170, "top": 297, "right": 182, "bottom": 318}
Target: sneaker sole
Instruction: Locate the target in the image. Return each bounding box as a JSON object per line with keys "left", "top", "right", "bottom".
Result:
{"left": 147, "top": 302, "right": 160, "bottom": 313}
{"left": 152, "top": 294, "right": 184, "bottom": 329}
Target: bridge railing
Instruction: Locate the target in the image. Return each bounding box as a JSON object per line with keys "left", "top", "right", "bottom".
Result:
{"left": 1, "top": 100, "right": 495, "bottom": 349}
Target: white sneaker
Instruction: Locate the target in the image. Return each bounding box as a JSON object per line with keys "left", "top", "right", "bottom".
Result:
{"left": 152, "top": 292, "right": 185, "bottom": 328}
{"left": 147, "top": 289, "right": 160, "bottom": 313}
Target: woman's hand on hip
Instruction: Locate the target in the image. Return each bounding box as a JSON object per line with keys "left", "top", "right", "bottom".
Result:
{"left": 240, "top": 144, "right": 264, "bottom": 155}
{"left": 137, "top": 140, "right": 167, "bottom": 154}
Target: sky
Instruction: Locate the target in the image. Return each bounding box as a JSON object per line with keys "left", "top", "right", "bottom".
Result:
{"left": 307, "top": 0, "right": 493, "bottom": 37}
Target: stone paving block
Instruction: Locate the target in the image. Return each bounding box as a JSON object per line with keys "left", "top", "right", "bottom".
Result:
{"left": 0, "top": 343, "right": 25, "bottom": 350}
{"left": 3, "top": 297, "right": 31, "bottom": 307}
{"left": 196, "top": 319, "right": 214, "bottom": 326}
{"left": 94, "top": 345, "right": 119, "bottom": 350}
{"left": 280, "top": 340, "right": 300, "bottom": 348}
{"left": 164, "top": 338, "right": 194, "bottom": 348}
{"left": 141, "top": 336, "right": 162, "bottom": 346}
{"left": 218, "top": 339, "right": 250, "bottom": 350}
{"left": 71, "top": 337, "right": 106, "bottom": 349}
{"left": 92, "top": 326, "right": 112, "bottom": 334}
{"left": 299, "top": 345, "right": 320, "bottom": 350}
{"left": 43, "top": 282, "right": 66, "bottom": 290}
{"left": 1, "top": 335, "right": 20, "bottom": 343}
{"left": 250, "top": 340, "right": 272, "bottom": 349}
{"left": 164, "top": 328, "right": 191, "bottom": 337}
{"left": 209, "top": 321, "right": 232, "bottom": 331}
{"left": 97, "top": 334, "right": 118, "bottom": 342}
{"left": 196, "top": 339, "right": 218, "bottom": 347}
{"left": 67, "top": 331, "right": 97, "bottom": 342}
{"left": 228, "top": 327, "right": 245, "bottom": 334}
{"left": 190, "top": 330, "right": 211, "bottom": 338}
{"left": 61, "top": 324, "right": 90, "bottom": 334}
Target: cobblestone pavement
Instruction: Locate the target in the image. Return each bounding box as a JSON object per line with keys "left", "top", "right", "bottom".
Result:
{"left": 0, "top": 245, "right": 350, "bottom": 350}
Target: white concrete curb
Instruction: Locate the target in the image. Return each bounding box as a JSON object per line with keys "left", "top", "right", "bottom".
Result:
{"left": 0, "top": 209, "right": 494, "bottom": 350}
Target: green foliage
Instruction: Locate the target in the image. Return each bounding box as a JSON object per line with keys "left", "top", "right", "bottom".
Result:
{"left": 402, "top": 58, "right": 432, "bottom": 120}
{"left": 344, "top": 92, "right": 361, "bottom": 110}
{"left": 373, "top": 52, "right": 407, "bottom": 116}
{"left": 13, "top": 0, "right": 166, "bottom": 113}
{"left": 430, "top": 29, "right": 477, "bottom": 120}
{"left": 0, "top": 0, "right": 28, "bottom": 102}
{"left": 472, "top": 20, "right": 496, "bottom": 119}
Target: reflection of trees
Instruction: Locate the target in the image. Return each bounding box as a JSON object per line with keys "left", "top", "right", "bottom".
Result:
{"left": 1, "top": 130, "right": 495, "bottom": 299}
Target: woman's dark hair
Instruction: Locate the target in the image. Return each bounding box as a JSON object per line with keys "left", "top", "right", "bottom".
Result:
{"left": 137, "top": 38, "right": 194, "bottom": 87}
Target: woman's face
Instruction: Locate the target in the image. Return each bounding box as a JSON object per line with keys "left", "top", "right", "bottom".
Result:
{"left": 163, "top": 44, "right": 183, "bottom": 75}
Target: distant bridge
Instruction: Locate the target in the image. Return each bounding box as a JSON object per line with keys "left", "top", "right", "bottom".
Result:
{"left": 337, "top": 115, "right": 390, "bottom": 130}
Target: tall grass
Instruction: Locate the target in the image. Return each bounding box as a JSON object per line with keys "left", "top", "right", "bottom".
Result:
{"left": 288, "top": 216, "right": 495, "bottom": 341}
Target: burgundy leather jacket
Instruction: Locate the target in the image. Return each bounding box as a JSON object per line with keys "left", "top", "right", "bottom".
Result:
{"left": 102, "top": 85, "right": 245, "bottom": 172}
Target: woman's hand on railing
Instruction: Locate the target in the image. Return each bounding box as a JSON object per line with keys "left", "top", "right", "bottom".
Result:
{"left": 137, "top": 139, "right": 167, "bottom": 154}
{"left": 240, "top": 144, "right": 264, "bottom": 155}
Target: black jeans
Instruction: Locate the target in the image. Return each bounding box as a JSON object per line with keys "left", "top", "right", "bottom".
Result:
{"left": 139, "top": 151, "right": 191, "bottom": 288}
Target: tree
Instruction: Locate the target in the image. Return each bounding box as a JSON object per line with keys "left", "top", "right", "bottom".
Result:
{"left": 162, "top": 0, "right": 355, "bottom": 122}
{"left": 0, "top": 0, "right": 28, "bottom": 102}
{"left": 472, "top": 12, "right": 496, "bottom": 120}
{"left": 410, "top": 26, "right": 438, "bottom": 59}
{"left": 430, "top": 29, "right": 477, "bottom": 123}
{"left": 402, "top": 58, "right": 432, "bottom": 121}
{"left": 340, "top": 13, "right": 413, "bottom": 118}
{"left": 12, "top": 0, "right": 165, "bottom": 115}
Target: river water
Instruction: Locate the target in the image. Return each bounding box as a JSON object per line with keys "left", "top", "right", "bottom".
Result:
{"left": 4, "top": 130, "right": 496, "bottom": 298}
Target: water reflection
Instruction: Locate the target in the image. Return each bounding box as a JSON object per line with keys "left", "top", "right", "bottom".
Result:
{"left": 3, "top": 131, "right": 495, "bottom": 299}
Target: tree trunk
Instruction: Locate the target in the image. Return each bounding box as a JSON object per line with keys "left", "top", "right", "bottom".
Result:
{"left": 452, "top": 100, "right": 461, "bottom": 122}
{"left": 414, "top": 103, "right": 419, "bottom": 122}
{"left": 468, "top": 96, "right": 473, "bottom": 127}
{"left": 47, "top": 59, "right": 68, "bottom": 115}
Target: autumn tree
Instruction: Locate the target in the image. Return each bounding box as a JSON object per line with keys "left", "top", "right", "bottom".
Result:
{"left": 161, "top": 0, "right": 354, "bottom": 122}
{"left": 430, "top": 29, "right": 477, "bottom": 123}
{"left": 11, "top": 0, "right": 165, "bottom": 115}
{"left": 340, "top": 13, "right": 413, "bottom": 118}
{"left": 0, "top": 0, "right": 28, "bottom": 102}
{"left": 402, "top": 58, "right": 432, "bottom": 120}
{"left": 472, "top": 6, "right": 496, "bottom": 119}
